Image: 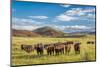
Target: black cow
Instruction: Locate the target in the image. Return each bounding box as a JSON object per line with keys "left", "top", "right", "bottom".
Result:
{"left": 87, "top": 41, "right": 95, "bottom": 44}
{"left": 34, "top": 43, "right": 44, "bottom": 56}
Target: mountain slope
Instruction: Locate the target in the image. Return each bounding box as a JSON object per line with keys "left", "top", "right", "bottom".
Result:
{"left": 33, "top": 26, "right": 64, "bottom": 37}
{"left": 12, "top": 29, "right": 41, "bottom": 37}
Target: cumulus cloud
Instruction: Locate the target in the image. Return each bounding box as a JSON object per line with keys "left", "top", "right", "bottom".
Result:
{"left": 28, "top": 16, "right": 48, "bottom": 19}
{"left": 54, "top": 7, "right": 95, "bottom": 22}
{"left": 64, "top": 25, "right": 92, "bottom": 30}
{"left": 83, "top": 8, "right": 95, "bottom": 13}
{"left": 64, "top": 8, "right": 95, "bottom": 17}
{"left": 87, "top": 14, "right": 95, "bottom": 19}
{"left": 56, "top": 14, "right": 77, "bottom": 22}
{"left": 12, "top": 17, "right": 44, "bottom": 30}
{"left": 45, "top": 25, "right": 95, "bottom": 32}
{"left": 65, "top": 8, "right": 82, "bottom": 16}
{"left": 12, "top": 17, "right": 35, "bottom": 26}
{"left": 12, "top": 25, "right": 42, "bottom": 31}
{"left": 54, "top": 25, "right": 93, "bottom": 30}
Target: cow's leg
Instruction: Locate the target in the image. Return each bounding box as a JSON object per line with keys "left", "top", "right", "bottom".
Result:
{"left": 62, "top": 48, "right": 64, "bottom": 54}
{"left": 61, "top": 50, "right": 63, "bottom": 54}
{"left": 75, "top": 51, "right": 76, "bottom": 54}
{"left": 56, "top": 50, "right": 58, "bottom": 55}
{"left": 78, "top": 49, "right": 80, "bottom": 54}
{"left": 57, "top": 50, "right": 58, "bottom": 55}
{"left": 58, "top": 50, "right": 60, "bottom": 55}
{"left": 65, "top": 50, "right": 67, "bottom": 54}
{"left": 48, "top": 50, "right": 50, "bottom": 55}
{"left": 57, "top": 50, "right": 59, "bottom": 55}
{"left": 65, "top": 46, "right": 68, "bottom": 55}
{"left": 40, "top": 50, "right": 43, "bottom": 56}
{"left": 76, "top": 51, "right": 78, "bottom": 54}
{"left": 74, "top": 49, "right": 77, "bottom": 55}
{"left": 39, "top": 51, "right": 41, "bottom": 56}
{"left": 67, "top": 50, "right": 69, "bottom": 55}
{"left": 65, "top": 49, "right": 68, "bottom": 55}
{"left": 60, "top": 49, "right": 62, "bottom": 54}
{"left": 52, "top": 50, "right": 54, "bottom": 55}
{"left": 37, "top": 50, "right": 39, "bottom": 56}
{"left": 42, "top": 50, "right": 44, "bottom": 55}
{"left": 55, "top": 49, "right": 57, "bottom": 55}
{"left": 47, "top": 51, "right": 49, "bottom": 55}
{"left": 47, "top": 49, "right": 49, "bottom": 55}
{"left": 50, "top": 50, "right": 52, "bottom": 55}
{"left": 51, "top": 50, "right": 53, "bottom": 55}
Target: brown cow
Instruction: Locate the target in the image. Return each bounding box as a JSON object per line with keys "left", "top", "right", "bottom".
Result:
{"left": 67, "top": 41, "right": 74, "bottom": 44}
{"left": 63, "top": 42, "right": 71, "bottom": 55}
{"left": 21, "top": 44, "right": 34, "bottom": 53}
{"left": 74, "top": 42, "right": 81, "bottom": 54}
{"left": 54, "top": 42, "right": 64, "bottom": 55}
{"left": 44, "top": 44, "right": 55, "bottom": 55}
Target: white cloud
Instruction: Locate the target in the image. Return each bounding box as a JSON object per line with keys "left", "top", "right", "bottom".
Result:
{"left": 65, "top": 25, "right": 92, "bottom": 30}
{"left": 54, "top": 7, "right": 95, "bottom": 22}
{"left": 56, "top": 14, "right": 77, "bottom": 21}
{"left": 65, "top": 8, "right": 82, "bottom": 16}
{"left": 60, "top": 4, "right": 71, "bottom": 8}
{"left": 12, "top": 17, "right": 35, "bottom": 26}
{"left": 65, "top": 8, "right": 95, "bottom": 16}
{"left": 51, "top": 25, "right": 92, "bottom": 30}
{"left": 83, "top": 8, "right": 95, "bottom": 13}
{"left": 87, "top": 14, "right": 95, "bottom": 19}
{"left": 29, "top": 16, "right": 48, "bottom": 19}
{"left": 12, "top": 17, "right": 45, "bottom": 30}
{"left": 43, "top": 25, "right": 95, "bottom": 31}
{"left": 12, "top": 25, "right": 42, "bottom": 31}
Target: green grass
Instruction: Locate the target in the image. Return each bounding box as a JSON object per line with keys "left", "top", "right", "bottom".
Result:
{"left": 12, "top": 35, "right": 96, "bottom": 66}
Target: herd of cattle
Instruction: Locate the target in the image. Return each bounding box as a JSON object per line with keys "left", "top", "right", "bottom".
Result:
{"left": 21, "top": 41, "right": 95, "bottom": 56}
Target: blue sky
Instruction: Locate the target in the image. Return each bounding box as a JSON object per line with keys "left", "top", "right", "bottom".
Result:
{"left": 12, "top": 0, "right": 96, "bottom": 33}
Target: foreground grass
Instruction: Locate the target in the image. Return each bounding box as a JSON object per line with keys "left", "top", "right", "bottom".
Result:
{"left": 12, "top": 35, "right": 96, "bottom": 66}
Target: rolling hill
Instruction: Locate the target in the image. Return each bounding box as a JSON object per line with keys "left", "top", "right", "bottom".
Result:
{"left": 12, "top": 29, "right": 41, "bottom": 37}
{"left": 33, "top": 26, "right": 65, "bottom": 37}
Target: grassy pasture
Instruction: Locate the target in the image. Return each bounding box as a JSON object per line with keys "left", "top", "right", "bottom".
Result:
{"left": 12, "top": 35, "right": 96, "bottom": 66}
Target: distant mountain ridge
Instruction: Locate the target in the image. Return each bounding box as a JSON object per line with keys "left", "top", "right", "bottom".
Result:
{"left": 12, "top": 26, "right": 95, "bottom": 37}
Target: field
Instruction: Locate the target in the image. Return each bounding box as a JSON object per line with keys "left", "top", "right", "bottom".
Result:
{"left": 12, "top": 35, "right": 96, "bottom": 66}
